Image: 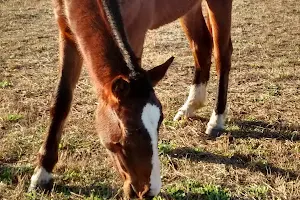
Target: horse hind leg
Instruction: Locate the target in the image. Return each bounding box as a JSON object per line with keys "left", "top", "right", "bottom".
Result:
{"left": 29, "top": 20, "right": 83, "bottom": 191}
{"left": 205, "top": 0, "right": 233, "bottom": 136}
{"left": 174, "top": 3, "right": 213, "bottom": 121}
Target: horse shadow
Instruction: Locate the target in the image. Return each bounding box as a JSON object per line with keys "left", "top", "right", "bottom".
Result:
{"left": 0, "top": 164, "right": 33, "bottom": 185}
{"left": 160, "top": 116, "right": 300, "bottom": 199}
{"left": 54, "top": 182, "right": 119, "bottom": 199}
{"left": 225, "top": 118, "right": 300, "bottom": 141}
{"left": 167, "top": 119, "right": 300, "bottom": 181}
{"left": 167, "top": 147, "right": 299, "bottom": 181}
{"left": 0, "top": 163, "right": 119, "bottom": 199}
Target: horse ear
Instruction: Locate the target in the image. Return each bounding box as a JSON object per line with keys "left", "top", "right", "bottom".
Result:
{"left": 111, "top": 76, "right": 130, "bottom": 101}
{"left": 147, "top": 56, "right": 174, "bottom": 86}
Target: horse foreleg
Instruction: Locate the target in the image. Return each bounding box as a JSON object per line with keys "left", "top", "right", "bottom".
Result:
{"left": 174, "top": 3, "right": 212, "bottom": 120}
{"left": 205, "top": 0, "right": 232, "bottom": 136}
{"left": 29, "top": 27, "right": 82, "bottom": 191}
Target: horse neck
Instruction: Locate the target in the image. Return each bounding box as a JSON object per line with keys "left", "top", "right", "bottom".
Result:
{"left": 101, "top": 0, "right": 138, "bottom": 68}
{"left": 65, "top": 0, "right": 141, "bottom": 92}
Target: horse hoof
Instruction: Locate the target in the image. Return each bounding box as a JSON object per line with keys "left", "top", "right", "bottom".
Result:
{"left": 205, "top": 126, "right": 224, "bottom": 138}
{"left": 28, "top": 179, "right": 54, "bottom": 194}
{"left": 173, "top": 108, "right": 196, "bottom": 121}
{"left": 205, "top": 111, "right": 225, "bottom": 137}
{"left": 29, "top": 167, "right": 54, "bottom": 193}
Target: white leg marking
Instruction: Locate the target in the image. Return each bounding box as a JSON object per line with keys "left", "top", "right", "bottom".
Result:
{"left": 205, "top": 110, "right": 226, "bottom": 134}
{"left": 29, "top": 167, "right": 53, "bottom": 190}
{"left": 141, "top": 103, "right": 162, "bottom": 196}
{"left": 174, "top": 84, "right": 207, "bottom": 121}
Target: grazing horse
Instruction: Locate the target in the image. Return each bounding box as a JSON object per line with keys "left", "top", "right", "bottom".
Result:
{"left": 29, "top": 0, "right": 173, "bottom": 199}
{"left": 29, "top": 0, "right": 233, "bottom": 199}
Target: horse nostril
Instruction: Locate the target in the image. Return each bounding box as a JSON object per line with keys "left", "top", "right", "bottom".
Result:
{"left": 140, "top": 187, "right": 153, "bottom": 199}
{"left": 130, "top": 184, "right": 152, "bottom": 199}
{"left": 129, "top": 184, "right": 138, "bottom": 198}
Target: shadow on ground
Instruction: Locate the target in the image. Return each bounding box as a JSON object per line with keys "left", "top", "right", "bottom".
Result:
{"left": 0, "top": 164, "right": 33, "bottom": 185}
{"left": 167, "top": 147, "right": 299, "bottom": 181}
{"left": 54, "top": 182, "right": 119, "bottom": 199}
{"left": 226, "top": 119, "right": 300, "bottom": 141}
{"left": 0, "top": 163, "right": 119, "bottom": 198}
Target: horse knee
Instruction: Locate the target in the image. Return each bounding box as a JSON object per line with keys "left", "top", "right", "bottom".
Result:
{"left": 50, "top": 83, "right": 73, "bottom": 120}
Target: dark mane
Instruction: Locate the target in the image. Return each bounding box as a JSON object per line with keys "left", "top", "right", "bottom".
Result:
{"left": 101, "top": 0, "right": 141, "bottom": 78}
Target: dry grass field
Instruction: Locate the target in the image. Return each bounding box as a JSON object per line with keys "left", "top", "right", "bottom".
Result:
{"left": 1, "top": 0, "right": 300, "bottom": 199}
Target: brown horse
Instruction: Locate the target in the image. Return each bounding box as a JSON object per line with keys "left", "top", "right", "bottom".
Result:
{"left": 29, "top": 0, "right": 232, "bottom": 199}
{"left": 29, "top": 0, "right": 173, "bottom": 199}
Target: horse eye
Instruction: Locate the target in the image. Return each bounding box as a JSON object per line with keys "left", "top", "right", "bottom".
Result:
{"left": 115, "top": 142, "right": 122, "bottom": 149}
{"left": 105, "top": 142, "right": 122, "bottom": 153}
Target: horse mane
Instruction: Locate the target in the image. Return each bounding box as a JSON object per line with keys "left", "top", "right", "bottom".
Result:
{"left": 100, "top": 0, "right": 141, "bottom": 79}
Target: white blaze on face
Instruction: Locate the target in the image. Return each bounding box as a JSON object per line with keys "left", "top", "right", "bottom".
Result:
{"left": 141, "top": 103, "right": 162, "bottom": 196}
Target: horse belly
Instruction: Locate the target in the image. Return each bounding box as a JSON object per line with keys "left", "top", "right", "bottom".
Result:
{"left": 119, "top": 0, "right": 154, "bottom": 55}
{"left": 119, "top": 0, "right": 200, "bottom": 55}
{"left": 119, "top": 0, "right": 153, "bottom": 29}
{"left": 149, "top": 0, "right": 200, "bottom": 29}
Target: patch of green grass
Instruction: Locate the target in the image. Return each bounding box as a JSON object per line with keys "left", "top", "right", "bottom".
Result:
{"left": 226, "top": 124, "right": 240, "bottom": 132}
{"left": 165, "top": 181, "right": 231, "bottom": 200}
{"left": 245, "top": 116, "right": 258, "bottom": 122}
{"left": 0, "top": 167, "right": 13, "bottom": 184}
{"left": 0, "top": 80, "right": 13, "bottom": 88}
{"left": 83, "top": 187, "right": 113, "bottom": 200}
{"left": 5, "top": 114, "right": 23, "bottom": 122}
{"left": 248, "top": 184, "right": 268, "bottom": 199}
{"left": 158, "top": 141, "right": 176, "bottom": 155}
{"left": 55, "top": 186, "right": 72, "bottom": 197}
{"left": 153, "top": 196, "right": 165, "bottom": 200}
{"left": 163, "top": 119, "right": 181, "bottom": 129}
{"left": 25, "top": 191, "right": 38, "bottom": 200}
{"left": 62, "top": 170, "right": 81, "bottom": 182}
{"left": 25, "top": 190, "right": 52, "bottom": 200}
{"left": 256, "top": 159, "right": 268, "bottom": 166}
{"left": 193, "top": 147, "right": 204, "bottom": 153}
{"left": 197, "top": 184, "right": 231, "bottom": 200}
{"left": 0, "top": 165, "right": 33, "bottom": 185}
{"left": 36, "top": 125, "right": 47, "bottom": 134}
{"left": 166, "top": 185, "right": 187, "bottom": 200}
{"left": 84, "top": 192, "right": 103, "bottom": 200}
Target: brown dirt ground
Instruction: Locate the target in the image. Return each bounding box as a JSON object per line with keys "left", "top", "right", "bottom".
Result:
{"left": 0, "top": 0, "right": 299, "bottom": 199}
